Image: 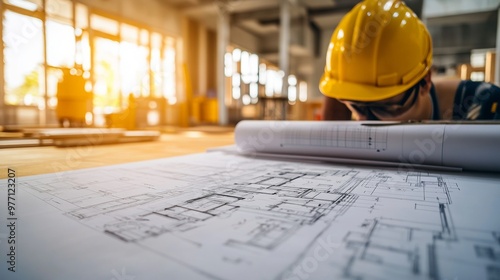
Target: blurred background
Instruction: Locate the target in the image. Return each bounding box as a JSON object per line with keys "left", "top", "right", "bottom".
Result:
{"left": 0, "top": 0, "right": 498, "bottom": 129}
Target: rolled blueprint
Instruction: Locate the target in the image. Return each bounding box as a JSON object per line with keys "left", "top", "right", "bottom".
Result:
{"left": 234, "top": 120, "right": 500, "bottom": 172}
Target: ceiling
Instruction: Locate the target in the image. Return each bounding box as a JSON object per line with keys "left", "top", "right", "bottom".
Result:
{"left": 158, "top": 0, "right": 498, "bottom": 70}
{"left": 156, "top": 0, "right": 425, "bottom": 76}
{"left": 159, "top": 0, "right": 424, "bottom": 36}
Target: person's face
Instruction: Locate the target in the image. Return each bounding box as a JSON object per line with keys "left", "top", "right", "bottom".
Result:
{"left": 340, "top": 82, "right": 433, "bottom": 121}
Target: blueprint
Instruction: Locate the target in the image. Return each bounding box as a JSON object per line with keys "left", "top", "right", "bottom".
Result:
{"left": 1, "top": 151, "right": 499, "bottom": 280}
{"left": 235, "top": 120, "right": 500, "bottom": 172}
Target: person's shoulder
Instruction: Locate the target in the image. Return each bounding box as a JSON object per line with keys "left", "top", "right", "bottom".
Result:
{"left": 454, "top": 79, "right": 500, "bottom": 97}
{"left": 432, "top": 77, "right": 500, "bottom": 103}
{"left": 431, "top": 76, "right": 462, "bottom": 119}
{"left": 449, "top": 79, "right": 500, "bottom": 120}
{"left": 432, "top": 76, "right": 462, "bottom": 95}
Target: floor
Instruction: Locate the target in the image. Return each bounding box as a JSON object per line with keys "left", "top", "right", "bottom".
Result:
{"left": 0, "top": 126, "right": 235, "bottom": 178}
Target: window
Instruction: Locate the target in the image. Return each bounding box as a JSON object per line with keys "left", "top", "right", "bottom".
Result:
{"left": 120, "top": 25, "right": 149, "bottom": 98}
{"left": 4, "top": 0, "right": 42, "bottom": 11}
{"left": 91, "top": 14, "right": 118, "bottom": 35}
{"left": 151, "top": 32, "right": 162, "bottom": 98}
{"left": 224, "top": 47, "right": 308, "bottom": 108}
{"left": 3, "top": 10, "right": 45, "bottom": 106}
{"left": 46, "top": 20, "right": 75, "bottom": 67}
{"left": 93, "top": 37, "right": 120, "bottom": 113}
{"left": 2, "top": 1, "right": 179, "bottom": 126}
{"left": 162, "top": 36, "right": 176, "bottom": 103}
{"left": 46, "top": 0, "right": 72, "bottom": 20}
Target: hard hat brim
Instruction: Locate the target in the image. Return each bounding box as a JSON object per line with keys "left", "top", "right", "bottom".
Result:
{"left": 319, "top": 70, "right": 428, "bottom": 102}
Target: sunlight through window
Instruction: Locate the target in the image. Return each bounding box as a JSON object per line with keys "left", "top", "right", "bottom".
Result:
{"left": 3, "top": 11, "right": 44, "bottom": 105}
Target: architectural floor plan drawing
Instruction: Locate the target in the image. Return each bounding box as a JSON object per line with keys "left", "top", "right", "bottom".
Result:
{"left": 1, "top": 151, "right": 500, "bottom": 280}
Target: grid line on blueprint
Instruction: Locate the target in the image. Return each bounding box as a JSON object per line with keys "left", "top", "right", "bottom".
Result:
{"left": 282, "top": 125, "right": 388, "bottom": 150}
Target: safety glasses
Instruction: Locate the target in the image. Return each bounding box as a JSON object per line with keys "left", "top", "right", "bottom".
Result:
{"left": 342, "top": 83, "right": 420, "bottom": 118}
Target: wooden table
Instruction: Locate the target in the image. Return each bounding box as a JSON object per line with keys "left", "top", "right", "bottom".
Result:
{"left": 0, "top": 130, "right": 235, "bottom": 179}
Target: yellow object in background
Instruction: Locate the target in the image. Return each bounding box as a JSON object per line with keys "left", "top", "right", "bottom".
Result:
{"left": 202, "top": 98, "right": 218, "bottom": 124}
{"left": 56, "top": 68, "right": 92, "bottom": 127}
{"left": 191, "top": 96, "right": 218, "bottom": 124}
{"left": 105, "top": 94, "right": 137, "bottom": 130}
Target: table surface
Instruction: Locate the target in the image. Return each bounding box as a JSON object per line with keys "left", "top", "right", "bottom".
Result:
{"left": 0, "top": 130, "right": 235, "bottom": 179}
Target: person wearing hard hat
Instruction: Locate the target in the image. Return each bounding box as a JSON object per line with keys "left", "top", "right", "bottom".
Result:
{"left": 320, "top": 0, "right": 500, "bottom": 121}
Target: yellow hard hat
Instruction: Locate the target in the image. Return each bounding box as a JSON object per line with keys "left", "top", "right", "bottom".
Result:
{"left": 319, "top": 0, "right": 432, "bottom": 102}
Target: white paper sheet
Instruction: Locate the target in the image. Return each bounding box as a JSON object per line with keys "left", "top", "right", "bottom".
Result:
{"left": 1, "top": 151, "right": 499, "bottom": 280}
{"left": 234, "top": 120, "right": 500, "bottom": 172}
